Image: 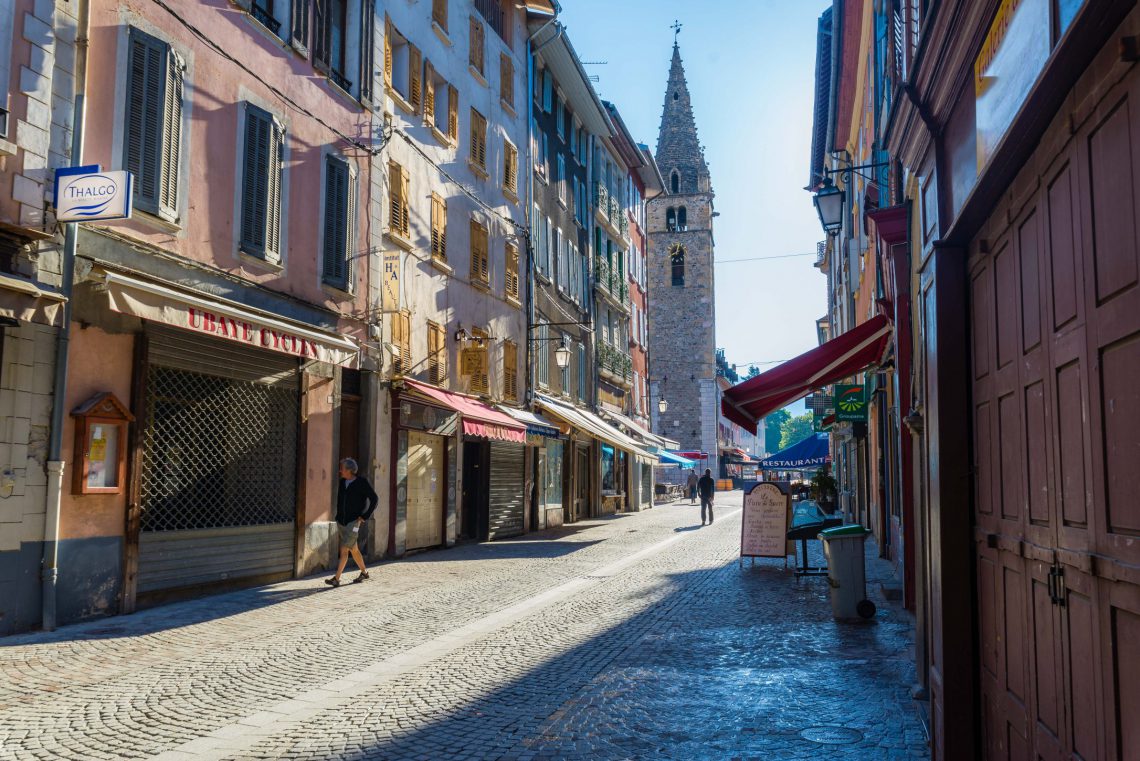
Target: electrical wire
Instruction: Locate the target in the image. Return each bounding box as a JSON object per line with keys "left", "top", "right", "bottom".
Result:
{"left": 715, "top": 252, "right": 818, "bottom": 264}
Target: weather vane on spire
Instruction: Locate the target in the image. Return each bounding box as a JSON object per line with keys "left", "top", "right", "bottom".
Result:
{"left": 671, "top": 20, "right": 682, "bottom": 44}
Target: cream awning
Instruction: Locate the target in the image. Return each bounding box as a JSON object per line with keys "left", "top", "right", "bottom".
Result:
{"left": 0, "top": 273, "right": 66, "bottom": 327}
{"left": 535, "top": 394, "right": 659, "bottom": 462}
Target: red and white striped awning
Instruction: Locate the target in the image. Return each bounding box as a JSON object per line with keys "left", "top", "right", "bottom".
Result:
{"left": 722, "top": 314, "right": 892, "bottom": 435}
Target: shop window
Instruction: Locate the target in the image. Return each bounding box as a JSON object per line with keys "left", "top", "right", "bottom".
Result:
{"left": 125, "top": 27, "right": 184, "bottom": 222}
{"left": 601, "top": 444, "right": 615, "bottom": 492}
{"left": 545, "top": 440, "right": 563, "bottom": 509}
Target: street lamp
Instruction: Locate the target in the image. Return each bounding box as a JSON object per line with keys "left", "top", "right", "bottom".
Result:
{"left": 813, "top": 176, "right": 844, "bottom": 236}
{"left": 554, "top": 341, "right": 572, "bottom": 369}
{"left": 658, "top": 397, "right": 669, "bottom": 414}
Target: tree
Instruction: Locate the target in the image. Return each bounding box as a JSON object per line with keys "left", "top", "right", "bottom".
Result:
{"left": 779, "top": 413, "right": 814, "bottom": 450}
{"left": 762, "top": 408, "right": 789, "bottom": 454}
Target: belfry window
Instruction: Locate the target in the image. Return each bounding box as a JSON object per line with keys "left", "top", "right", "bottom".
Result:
{"left": 677, "top": 207, "right": 687, "bottom": 231}
{"left": 666, "top": 208, "right": 676, "bottom": 232}
{"left": 670, "top": 244, "right": 685, "bottom": 287}
{"left": 670, "top": 171, "right": 679, "bottom": 194}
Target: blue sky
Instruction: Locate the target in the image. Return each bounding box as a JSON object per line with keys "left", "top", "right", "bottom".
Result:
{"left": 558, "top": 0, "right": 831, "bottom": 414}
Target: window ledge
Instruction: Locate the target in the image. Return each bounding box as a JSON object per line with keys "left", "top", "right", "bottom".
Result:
{"left": 500, "top": 98, "right": 516, "bottom": 117}
{"left": 502, "top": 186, "right": 519, "bottom": 204}
{"left": 536, "top": 271, "right": 552, "bottom": 286}
{"left": 0, "top": 137, "right": 17, "bottom": 157}
{"left": 470, "top": 277, "right": 491, "bottom": 292}
{"left": 323, "top": 75, "right": 360, "bottom": 107}
{"left": 432, "top": 21, "right": 452, "bottom": 46}
{"left": 467, "top": 159, "right": 489, "bottom": 180}
{"left": 506, "top": 295, "right": 521, "bottom": 309}
{"left": 430, "top": 257, "right": 453, "bottom": 275}
{"left": 557, "top": 197, "right": 567, "bottom": 210}
{"left": 534, "top": 170, "right": 547, "bottom": 185}
{"left": 428, "top": 124, "right": 456, "bottom": 148}
{"left": 131, "top": 209, "right": 183, "bottom": 234}
{"left": 384, "top": 229, "right": 414, "bottom": 251}
{"left": 321, "top": 281, "right": 353, "bottom": 300}
{"left": 387, "top": 86, "right": 416, "bottom": 116}
{"left": 469, "top": 65, "right": 488, "bottom": 87}
{"left": 238, "top": 249, "right": 283, "bottom": 272}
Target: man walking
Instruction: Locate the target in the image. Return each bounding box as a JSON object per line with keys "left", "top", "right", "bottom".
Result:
{"left": 698, "top": 468, "right": 716, "bottom": 525}
{"left": 326, "top": 458, "right": 378, "bottom": 587}
{"left": 686, "top": 470, "right": 699, "bottom": 504}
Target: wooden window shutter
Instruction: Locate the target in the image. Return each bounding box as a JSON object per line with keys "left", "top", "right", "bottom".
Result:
{"left": 431, "top": 194, "right": 446, "bottom": 260}
{"left": 265, "top": 117, "right": 284, "bottom": 260}
{"left": 400, "top": 170, "right": 410, "bottom": 237}
{"left": 505, "top": 243, "right": 519, "bottom": 300}
{"left": 322, "top": 156, "right": 350, "bottom": 287}
{"left": 469, "top": 17, "right": 483, "bottom": 73}
{"left": 290, "top": 0, "right": 310, "bottom": 51}
{"left": 158, "top": 48, "right": 184, "bottom": 220}
{"left": 408, "top": 44, "right": 422, "bottom": 111}
{"left": 125, "top": 30, "right": 162, "bottom": 213}
{"left": 471, "top": 328, "right": 489, "bottom": 394}
{"left": 359, "top": 0, "right": 375, "bottom": 104}
{"left": 383, "top": 17, "right": 393, "bottom": 85}
{"left": 504, "top": 341, "right": 518, "bottom": 401}
{"left": 423, "top": 60, "right": 435, "bottom": 121}
{"left": 499, "top": 54, "right": 513, "bottom": 106}
{"left": 504, "top": 143, "right": 517, "bottom": 194}
{"left": 432, "top": 0, "right": 447, "bottom": 32}
{"left": 388, "top": 161, "right": 409, "bottom": 237}
{"left": 428, "top": 323, "right": 446, "bottom": 384}
{"left": 447, "top": 86, "right": 458, "bottom": 141}
{"left": 470, "top": 219, "right": 488, "bottom": 283}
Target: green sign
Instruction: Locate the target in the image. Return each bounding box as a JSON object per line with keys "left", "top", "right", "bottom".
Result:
{"left": 834, "top": 384, "right": 867, "bottom": 421}
{"left": 813, "top": 412, "right": 833, "bottom": 432}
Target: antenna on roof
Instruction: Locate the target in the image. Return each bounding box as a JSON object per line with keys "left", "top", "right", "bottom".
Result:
{"left": 581, "top": 61, "right": 607, "bottom": 84}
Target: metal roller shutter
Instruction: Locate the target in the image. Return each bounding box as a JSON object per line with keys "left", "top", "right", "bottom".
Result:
{"left": 487, "top": 441, "right": 524, "bottom": 539}
{"left": 136, "top": 324, "right": 299, "bottom": 597}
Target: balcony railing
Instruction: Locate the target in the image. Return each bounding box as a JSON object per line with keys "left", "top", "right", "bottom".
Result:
{"left": 594, "top": 255, "right": 611, "bottom": 291}
{"left": 594, "top": 182, "right": 608, "bottom": 211}
{"left": 597, "top": 342, "right": 633, "bottom": 382}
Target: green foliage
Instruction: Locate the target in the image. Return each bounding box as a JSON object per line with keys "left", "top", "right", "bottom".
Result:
{"left": 763, "top": 408, "right": 789, "bottom": 454}
{"left": 779, "top": 413, "right": 814, "bottom": 450}
{"left": 811, "top": 471, "right": 837, "bottom": 500}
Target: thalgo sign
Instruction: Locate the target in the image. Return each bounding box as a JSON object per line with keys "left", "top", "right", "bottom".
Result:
{"left": 187, "top": 307, "right": 327, "bottom": 360}
{"left": 54, "top": 165, "right": 133, "bottom": 222}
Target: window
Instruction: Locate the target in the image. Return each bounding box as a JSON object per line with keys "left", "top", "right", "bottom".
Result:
{"left": 384, "top": 20, "right": 421, "bottom": 110}
{"left": 428, "top": 321, "right": 447, "bottom": 384}
{"left": 391, "top": 310, "right": 411, "bottom": 374}
{"left": 470, "top": 327, "right": 489, "bottom": 394}
{"left": 542, "top": 68, "right": 552, "bottom": 112}
{"left": 666, "top": 208, "right": 676, "bottom": 232}
{"left": 678, "top": 206, "right": 687, "bottom": 231}
{"left": 503, "top": 340, "right": 518, "bottom": 401}
{"left": 430, "top": 193, "right": 446, "bottom": 261}
{"left": 670, "top": 170, "right": 679, "bottom": 194}
{"left": 432, "top": 0, "right": 447, "bottom": 32}
{"left": 388, "top": 160, "right": 410, "bottom": 238}
{"left": 555, "top": 97, "right": 565, "bottom": 141}
{"left": 577, "top": 343, "right": 586, "bottom": 401}
{"left": 322, "top": 154, "right": 355, "bottom": 289}
{"left": 670, "top": 243, "right": 685, "bottom": 287}
{"left": 469, "top": 16, "right": 485, "bottom": 75}
{"left": 239, "top": 104, "right": 284, "bottom": 261}
{"left": 503, "top": 141, "right": 518, "bottom": 196}
{"left": 314, "top": 0, "right": 351, "bottom": 90}
{"left": 469, "top": 108, "right": 487, "bottom": 172}
{"left": 505, "top": 242, "right": 519, "bottom": 301}
{"left": 543, "top": 217, "right": 553, "bottom": 274}
{"left": 125, "top": 28, "right": 184, "bottom": 221}
{"left": 536, "top": 323, "right": 549, "bottom": 387}
{"left": 424, "top": 63, "right": 458, "bottom": 140}
{"left": 499, "top": 53, "right": 513, "bottom": 107}
{"left": 470, "top": 218, "right": 489, "bottom": 284}
{"left": 571, "top": 176, "right": 580, "bottom": 220}
{"left": 556, "top": 155, "right": 566, "bottom": 205}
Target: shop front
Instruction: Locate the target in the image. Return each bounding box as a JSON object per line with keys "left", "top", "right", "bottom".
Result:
{"left": 499, "top": 407, "right": 565, "bottom": 531}
{"left": 68, "top": 268, "right": 359, "bottom": 610}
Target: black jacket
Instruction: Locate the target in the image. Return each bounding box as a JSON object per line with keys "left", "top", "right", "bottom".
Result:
{"left": 697, "top": 474, "right": 715, "bottom": 499}
{"left": 336, "top": 477, "right": 378, "bottom": 526}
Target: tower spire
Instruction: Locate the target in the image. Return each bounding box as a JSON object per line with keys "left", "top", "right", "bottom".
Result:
{"left": 655, "top": 42, "right": 709, "bottom": 195}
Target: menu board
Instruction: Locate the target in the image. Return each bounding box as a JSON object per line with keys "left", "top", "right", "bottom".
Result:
{"left": 741, "top": 482, "right": 789, "bottom": 559}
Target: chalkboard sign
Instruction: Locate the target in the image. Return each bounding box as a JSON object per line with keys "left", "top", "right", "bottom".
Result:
{"left": 741, "top": 482, "right": 791, "bottom": 562}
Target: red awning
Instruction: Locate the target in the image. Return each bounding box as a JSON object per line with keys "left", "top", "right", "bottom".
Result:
{"left": 722, "top": 314, "right": 892, "bottom": 435}
{"left": 403, "top": 379, "right": 526, "bottom": 444}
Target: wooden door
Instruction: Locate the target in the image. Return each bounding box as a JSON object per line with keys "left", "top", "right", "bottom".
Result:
{"left": 405, "top": 431, "right": 443, "bottom": 550}
{"left": 338, "top": 395, "right": 360, "bottom": 464}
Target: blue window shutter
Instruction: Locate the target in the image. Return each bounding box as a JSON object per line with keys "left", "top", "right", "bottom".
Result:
{"left": 323, "top": 156, "right": 351, "bottom": 288}
{"left": 124, "top": 29, "right": 166, "bottom": 214}
{"left": 240, "top": 105, "right": 271, "bottom": 255}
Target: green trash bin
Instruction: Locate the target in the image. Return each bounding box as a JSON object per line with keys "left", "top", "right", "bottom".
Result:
{"left": 818, "top": 525, "right": 876, "bottom": 620}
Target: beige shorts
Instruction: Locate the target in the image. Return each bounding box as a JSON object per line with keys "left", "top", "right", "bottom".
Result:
{"left": 338, "top": 522, "right": 360, "bottom": 549}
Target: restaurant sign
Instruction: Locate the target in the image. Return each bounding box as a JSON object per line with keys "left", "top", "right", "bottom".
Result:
{"left": 834, "top": 384, "right": 867, "bottom": 422}
{"left": 740, "top": 482, "right": 791, "bottom": 562}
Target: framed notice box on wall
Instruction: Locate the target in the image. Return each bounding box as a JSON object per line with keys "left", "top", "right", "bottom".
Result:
{"left": 71, "top": 392, "right": 134, "bottom": 495}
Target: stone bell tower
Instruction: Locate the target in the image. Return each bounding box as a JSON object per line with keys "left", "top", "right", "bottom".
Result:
{"left": 647, "top": 41, "right": 719, "bottom": 476}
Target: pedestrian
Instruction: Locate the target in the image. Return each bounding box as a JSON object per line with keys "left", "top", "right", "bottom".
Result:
{"left": 698, "top": 468, "right": 716, "bottom": 525}
{"left": 325, "top": 457, "right": 378, "bottom": 588}
{"left": 686, "top": 469, "right": 699, "bottom": 504}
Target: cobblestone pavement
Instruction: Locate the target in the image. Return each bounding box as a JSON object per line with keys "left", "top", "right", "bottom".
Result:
{"left": 0, "top": 492, "right": 929, "bottom": 760}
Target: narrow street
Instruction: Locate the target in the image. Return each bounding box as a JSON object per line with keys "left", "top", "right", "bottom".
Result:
{"left": 0, "top": 493, "right": 927, "bottom": 761}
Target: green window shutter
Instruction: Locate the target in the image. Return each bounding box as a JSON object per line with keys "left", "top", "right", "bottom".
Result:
{"left": 359, "top": 0, "right": 375, "bottom": 104}
{"left": 124, "top": 28, "right": 166, "bottom": 215}
{"left": 265, "top": 118, "right": 284, "bottom": 260}
{"left": 323, "top": 156, "right": 350, "bottom": 288}
{"left": 240, "top": 105, "right": 270, "bottom": 255}
{"left": 290, "top": 0, "right": 310, "bottom": 52}
{"left": 158, "top": 48, "right": 184, "bottom": 221}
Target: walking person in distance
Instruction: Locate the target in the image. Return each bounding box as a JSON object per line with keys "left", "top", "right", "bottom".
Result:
{"left": 698, "top": 468, "right": 716, "bottom": 525}
{"left": 326, "top": 458, "right": 378, "bottom": 587}
{"left": 686, "top": 469, "right": 699, "bottom": 504}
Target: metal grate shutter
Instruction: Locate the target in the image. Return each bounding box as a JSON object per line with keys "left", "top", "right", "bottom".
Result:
{"left": 137, "top": 325, "right": 299, "bottom": 597}
{"left": 487, "top": 441, "right": 524, "bottom": 539}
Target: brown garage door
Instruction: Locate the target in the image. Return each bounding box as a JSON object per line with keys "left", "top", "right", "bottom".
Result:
{"left": 970, "top": 65, "right": 1140, "bottom": 761}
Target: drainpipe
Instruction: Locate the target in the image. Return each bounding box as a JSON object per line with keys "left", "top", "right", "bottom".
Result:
{"left": 42, "top": 0, "right": 89, "bottom": 632}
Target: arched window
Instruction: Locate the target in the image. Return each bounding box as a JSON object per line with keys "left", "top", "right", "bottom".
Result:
{"left": 670, "top": 244, "right": 685, "bottom": 287}
{"left": 677, "top": 207, "right": 687, "bottom": 231}
{"left": 666, "top": 208, "right": 677, "bottom": 232}
{"left": 670, "top": 171, "right": 679, "bottom": 194}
